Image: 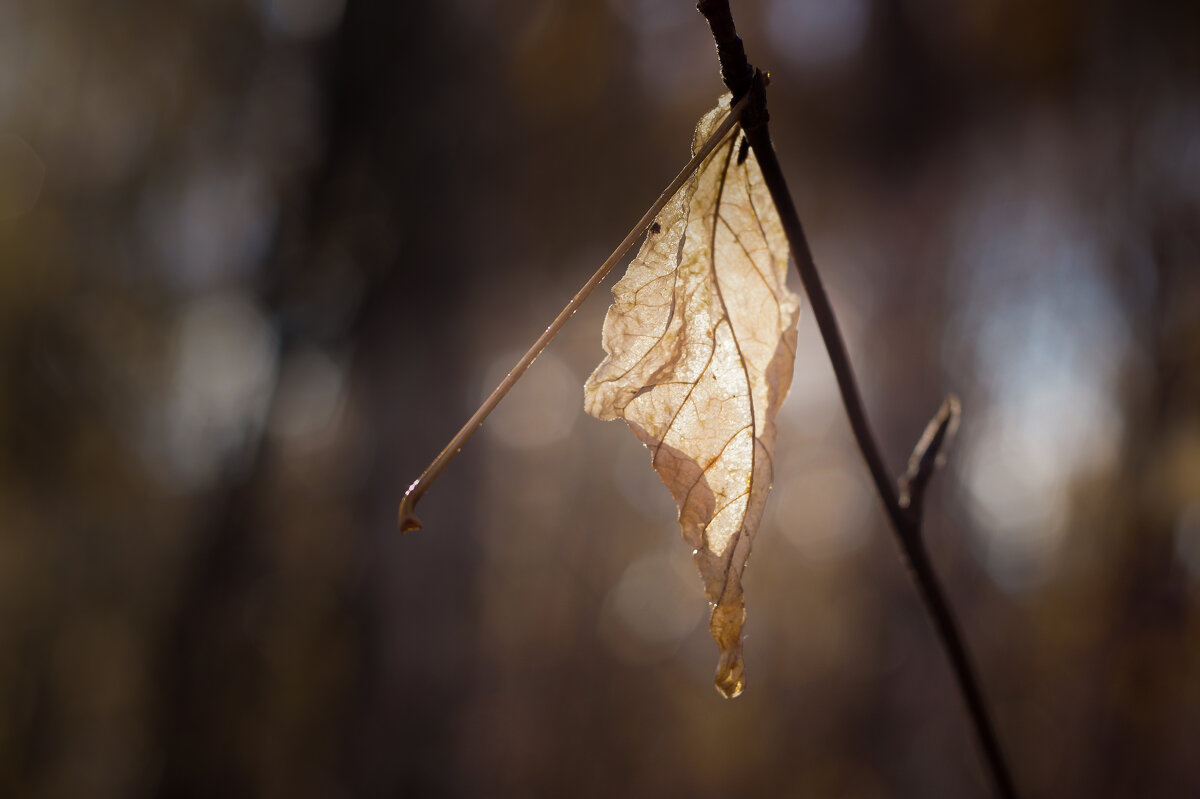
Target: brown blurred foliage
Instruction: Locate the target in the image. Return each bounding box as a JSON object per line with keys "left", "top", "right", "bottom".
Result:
{"left": 1, "top": 1, "right": 1198, "bottom": 797}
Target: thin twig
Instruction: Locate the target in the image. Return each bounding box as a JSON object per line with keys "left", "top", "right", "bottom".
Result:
{"left": 697, "top": 3, "right": 1018, "bottom": 798}
{"left": 900, "top": 395, "right": 962, "bottom": 523}
{"left": 398, "top": 92, "right": 752, "bottom": 532}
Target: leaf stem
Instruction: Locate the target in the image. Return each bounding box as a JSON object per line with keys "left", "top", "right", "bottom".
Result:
{"left": 698, "top": 4, "right": 1018, "bottom": 798}
{"left": 399, "top": 92, "right": 752, "bottom": 532}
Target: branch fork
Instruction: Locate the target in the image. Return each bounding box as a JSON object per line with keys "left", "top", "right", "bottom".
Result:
{"left": 697, "top": 2, "right": 1016, "bottom": 797}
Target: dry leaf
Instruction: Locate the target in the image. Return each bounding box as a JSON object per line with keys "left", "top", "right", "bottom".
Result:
{"left": 585, "top": 96, "right": 801, "bottom": 698}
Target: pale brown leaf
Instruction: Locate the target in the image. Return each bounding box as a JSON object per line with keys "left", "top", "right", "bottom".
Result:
{"left": 585, "top": 96, "right": 801, "bottom": 698}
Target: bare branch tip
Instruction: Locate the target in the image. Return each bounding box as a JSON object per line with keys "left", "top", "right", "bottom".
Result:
{"left": 899, "top": 394, "right": 962, "bottom": 511}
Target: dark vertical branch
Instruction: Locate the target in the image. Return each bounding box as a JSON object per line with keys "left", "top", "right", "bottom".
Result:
{"left": 697, "top": 4, "right": 1017, "bottom": 799}
{"left": 743, "top": 106, "right": 908, "bottom": 533}
{"left": 696, "top": 0, "right": 754, "bottom": 101}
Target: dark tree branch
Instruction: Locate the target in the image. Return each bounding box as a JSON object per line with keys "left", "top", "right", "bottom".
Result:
{"left": 696, "top": 4, "right": 1017, "bottom": 798}
{"left": 697, "top": 0, "right": 754, "bottom": 101}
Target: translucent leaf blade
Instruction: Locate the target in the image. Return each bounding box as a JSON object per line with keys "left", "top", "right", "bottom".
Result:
{"left": 585, "top": 96, "right": 801, "bottom": 698}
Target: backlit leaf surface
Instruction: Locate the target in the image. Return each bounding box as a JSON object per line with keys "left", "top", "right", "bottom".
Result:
{"left": 585, "top": 97, "right": 801, "bottom": 698}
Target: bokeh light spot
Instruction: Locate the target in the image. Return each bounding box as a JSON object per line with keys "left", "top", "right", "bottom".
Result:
{"left": 598, "top": 551, "right": 704, "bottom": 665}
{"left": 479, "top": 349, "right": 580, "bottom": 450}
{"left": 159, "top": 292, "right": 278, "bottom": 489}
{"left": 258, "top": 0, "right": 345, "bottom": 39}
{"left": 766, "top": 0, "right": 870, "bottom": 70}
{"left": 268, "top": 346, "right": 345, "bottom": 448}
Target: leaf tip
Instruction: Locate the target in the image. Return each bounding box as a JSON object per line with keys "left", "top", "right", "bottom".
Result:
{"left": 714, "top": 649, "right": 746, "bottom": 699}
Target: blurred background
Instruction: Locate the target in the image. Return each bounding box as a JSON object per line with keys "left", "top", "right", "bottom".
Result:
{"left": 1, "top": 0, "right": 1198, "bottom": 796}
